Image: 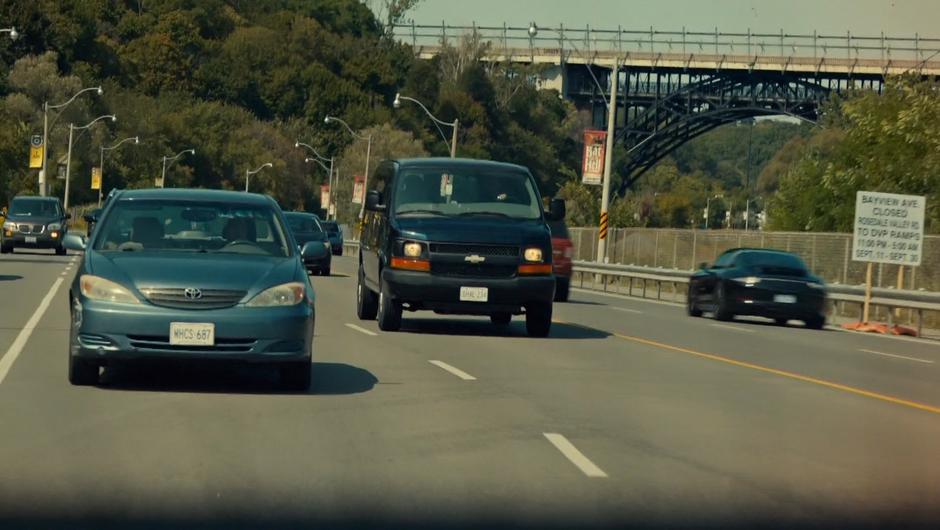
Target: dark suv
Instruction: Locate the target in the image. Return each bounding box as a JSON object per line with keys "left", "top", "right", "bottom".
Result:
{"left": 356, "top": 158, "right": 565, "bottom": 337}
{"left": 1, "top": 196, "right": 70, "bottom": 255}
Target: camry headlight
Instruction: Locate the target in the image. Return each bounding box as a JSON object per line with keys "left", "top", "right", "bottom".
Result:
{"left": 48, "top": 223, "right": 62, "bottom": 231}
{"left": 246, "top": 282, "right": 306, "bottom": 307}
{"left": 80, "top": 275, "right": 141, "bottom": 304}
{"left": 732, "top": 276, "right": 761, "bottom": 285}
{"left": 523, "top": 247, "right": 543, "bottom": 262}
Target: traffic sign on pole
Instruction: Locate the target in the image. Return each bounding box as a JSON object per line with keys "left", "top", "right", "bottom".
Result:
{"left": 91, "top": 167, "right": 102, "bottom": 190}
{"left": 852, "top": 191, "right": 925, "bottom": 266}
{"left": 28, "top": 135, "right": 44, "bottom": 169}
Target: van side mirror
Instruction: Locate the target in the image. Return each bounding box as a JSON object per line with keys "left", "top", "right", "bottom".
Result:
{"left": 365, "top": 190, "right": 385, "bottom": 212}
{"left": 546, "top": 198, "right": 566, "bottom": 221}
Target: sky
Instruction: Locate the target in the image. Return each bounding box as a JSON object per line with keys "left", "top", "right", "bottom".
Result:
{"left": 399, "top": 0, "right": 939, "bottom": 37}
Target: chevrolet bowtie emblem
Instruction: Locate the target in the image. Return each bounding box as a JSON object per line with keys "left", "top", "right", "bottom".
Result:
{"left": 464, "top": 254, "right": 486, "bottom": 264}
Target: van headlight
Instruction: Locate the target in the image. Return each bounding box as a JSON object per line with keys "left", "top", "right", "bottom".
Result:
{"left": 246, "top": 282, "right": 306, "bottom": 307}
{"left": 80, "top": 275, "right": 141, "bottom": 304}
{"left": 523, "top": 247, "right": 543, "bottom": 262}
{"left": 403, "top": 241, "right": 423, "bottom": 258}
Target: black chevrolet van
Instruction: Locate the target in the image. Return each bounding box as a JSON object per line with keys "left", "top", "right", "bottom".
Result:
{"left": 356, "top": 158, "right": 565, "bottom": 337}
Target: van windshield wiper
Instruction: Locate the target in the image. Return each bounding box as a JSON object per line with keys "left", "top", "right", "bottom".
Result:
{"left": 396, "top": 209, "right": 450, "bottom": 216}
{"left": 455, "top": 211, "right": 512, "bottom": 218}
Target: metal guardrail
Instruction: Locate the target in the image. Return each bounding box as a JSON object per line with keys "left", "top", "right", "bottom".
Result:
{"left": 341, "top": 240, "right": 939, "bottom": 335}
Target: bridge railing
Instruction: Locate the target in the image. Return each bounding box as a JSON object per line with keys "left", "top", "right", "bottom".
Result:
{"left": 392, "top": 23, "right": 940, "bottom": 70}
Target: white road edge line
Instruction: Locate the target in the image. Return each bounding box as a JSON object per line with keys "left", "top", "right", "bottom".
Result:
{"left": 710, "top": 323, "right": 756, "bottom": 334}
{"left": 543, "top": 433, "right": 608, "bottom": 478}
{"left": 859, "top": 348, "right": 934, "bottom": 364}
{"left": 428, "top": 360, "right": 477, "bottom": 381}
{"left": 344, "top": 323, "right": 377, "bottom": 337}
{"left": 610, "top": 306, "right": 642, "bottom": 314}
{"left": 0, "top": 277, "right": 65, "bottom": 385}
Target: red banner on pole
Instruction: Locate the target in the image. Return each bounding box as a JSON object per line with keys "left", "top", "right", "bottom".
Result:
{"left": 320, "top": 184, "right": 330, "bottom": 209}
{"left": 352, "top": 175, "right": 365, "bottom": 204}
{"left": 581, "top": 130, "right": 606, "bottom": 185}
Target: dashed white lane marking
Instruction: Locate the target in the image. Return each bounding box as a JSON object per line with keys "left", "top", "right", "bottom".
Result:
{"left": 543, "top": 433, "right": 608, "bottom": 478}
{"left": 859, "top": 349, "right": 934, "bottom": 364}
{"left": 344, "top": 323, "right": 377, "bottom": 337}
{"left": 710, "top": 323, "right": 756, "bottom": 334}
{"left": 611, "top": 306, "right": 642, "bottom": 314}
{"left": 428, "top": 360, "right": 476, "bottom": 381}
{"left": 0, "top": 277, "right": 65, "bottom": 385}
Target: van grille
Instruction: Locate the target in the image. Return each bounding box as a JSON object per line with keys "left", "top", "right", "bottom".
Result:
{"left": 429, "top": 243, "right": 518, "bottom": 257}
{"left": 431, "top": 263, "right": 517, "bottom": 278}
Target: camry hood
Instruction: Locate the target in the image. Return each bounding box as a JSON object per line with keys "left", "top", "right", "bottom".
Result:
{"left": 393, "top": 216, "right": 550, "bottom": 246}
{"left": 86, "top": 252, "right": 299, "bottom": 299}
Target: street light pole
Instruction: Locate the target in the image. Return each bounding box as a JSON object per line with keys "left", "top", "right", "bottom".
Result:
{"left": 245, "top": 162, "right": 273, "bottom": 192}
{"left": 0, "top": 27, "right": 18, "bottom": 40}
{"left": 393, "top": 93, "right": 458, "bottom": 158}
{"left": 705, "top": 194, "right": 722, "bottom": 230}
{"left": 297, "top": 141, "right": 335, "bottom": 218}
{"left": 100, "top": 136, "right": 139, "bottom": 206}
{"left": 41, "top": 86, "right": 103, "bottom": 196}
{"left": 64, "top": 114, "right": 116, "bottom": 211}
{"left": 159, "top": 148, "right": 195, "bottom": 188}
{"left": 325, "top": 116, "right": 372, "bottom": 218}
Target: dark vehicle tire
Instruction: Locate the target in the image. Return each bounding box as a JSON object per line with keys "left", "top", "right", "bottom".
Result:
{"left": 68, "top": 356, "right": 99, "bottom": 386}
{"left": 376, "top": 281, "right": 402, "bottom": 332}
{"left": 0, "top": 243, "right": 11, "bottom": 254}
{"left": 805, "top": 315, "right": 826, "bottom": 330}
{"left": 323, "top": 267, "right": 331, "bottom": 277}
{"left": 55, "top": 246, "right": 67, "bottom": 256}
{"left": 713, "top": 282, "right": 733, "bottom": 321}
{"left": 687, "top": 287, "right": 703, "bottom": 317}
{"left": 280, "top": 361, "right": 311, "bottom": 391}
{"left": 356, "top": 266, "right": 378, "bottom": 320}
{"left": 491, "top": 313, "right": 511, "bottom": 326}
{"left": 525, "top": 303, "right": 552, "bottom": 337}
{"left": 554, "top": 277, "right": 570, "bottom": 302}
{"left": 335, "top": 248, "right": 343, "bottom": 256}
{"left": 774, "top": 318, "right": 789, "bottom": 326}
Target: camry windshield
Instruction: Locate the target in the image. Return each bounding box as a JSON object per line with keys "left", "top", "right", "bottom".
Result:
{"left": 10, "top": 199, "right": 61, "bottom": 217}
{"left": 393, "top": 168, "right": 542, "bottom": 220}
{"left": 94, "top": 200, "right": 290, "bottom": 257}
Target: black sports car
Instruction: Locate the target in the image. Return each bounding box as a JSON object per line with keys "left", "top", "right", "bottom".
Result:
{"left": 688, "top": 248, "right": 827, "bottom": 329}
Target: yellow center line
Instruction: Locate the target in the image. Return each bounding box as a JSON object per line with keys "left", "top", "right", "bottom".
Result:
{"left": 553, "top": 319, "right": 940, "bottom": 416}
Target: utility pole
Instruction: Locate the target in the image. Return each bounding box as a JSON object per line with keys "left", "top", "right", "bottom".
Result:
{"left": 596, "top": 60, "right": 618, "bottom": 263}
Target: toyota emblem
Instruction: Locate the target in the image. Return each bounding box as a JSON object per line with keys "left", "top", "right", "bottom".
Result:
{"left": 183, "top": 287, "right": 203, "bottom": 300}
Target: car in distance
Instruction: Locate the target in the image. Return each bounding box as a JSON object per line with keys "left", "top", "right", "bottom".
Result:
{"left": 687, "top": 248, "right": 826, "bottom": 329}
{"left": 285, "top": 211, "right": 332, "bottom": 276}
{"left": 357, "top": 158, "right": 565, "bottom": 337}
{"left": 62, "top": 188, "right": 316, "bottom": 390}
{"left": 1, "top": 196, "right": 70, "bottom": 255}
{"left": 321, "top": 219, "right": 344, "bottom": 255}
{"left": 548, "top": 218, "right": 573, "bottom": 302}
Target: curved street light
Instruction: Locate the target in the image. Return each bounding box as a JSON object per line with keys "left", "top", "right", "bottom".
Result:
{"left": 324, "top": 116, "right": 373, "bottom": 218}
{"left": 64, "top": 114, "right": 116, "bottom": 210}
{"left": 1, "top": 27, "right": 18, "bottom": 40}
{"left": 41, "top": 86, "right": 103, "bottom": 196}
{"left": 98, "top": 136, "right": 140, "bottom": 206}
{"left": 297, "top": 141, "right": 336, "bottom": 219}
{"left": 245, "top": 162, "right": 273, "bottom": 192}
{"left": 393, "top": 93, "right": 458, "bottom": 158}
{"left": 159, "top": 148, "right": 195, "bottom": 188}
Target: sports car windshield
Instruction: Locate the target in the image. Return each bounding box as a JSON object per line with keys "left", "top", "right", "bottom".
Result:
{"left": 94, "top": 200, "right": 290, "bottom": 257}
{"left": 393, "top": 168, "right": 542, "bottom": 220}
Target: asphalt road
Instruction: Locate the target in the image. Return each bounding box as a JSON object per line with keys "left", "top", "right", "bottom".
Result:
{"left": 1, "top": 249, "right": 939, "bottom": 529}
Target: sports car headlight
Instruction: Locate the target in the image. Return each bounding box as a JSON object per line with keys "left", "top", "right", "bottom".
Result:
{"left": 523, "top": 247, "right": 543, "bottom": 262}
{"left": 79, "top": 275, "right": 141, "bottom": 304}
{"left": 246, "top": 282, "right": 306, "bottom": 307}
{"left": 732, "top": 276, "right": 761, "bottom": 285}
{"left": 48, "top": 223, "right": 62, "bottom": 231}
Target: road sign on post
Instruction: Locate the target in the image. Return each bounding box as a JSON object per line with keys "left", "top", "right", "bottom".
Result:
{"left": 91, "top": 167, "right": 102, "bottom": 190}
{"left": 851, "top": 191, "right": 926, "bottom": 323}
{"left": 29, "top": 135, "right": 44, "bottom": 169}
{"left": 581, "top": 130, "right": 606, "bottom": 185}
{"left": 320, "top": 185, "right": 330, "bottom": 210}
{"left": 351, "top": 175, "right": 365, "bottom": 204}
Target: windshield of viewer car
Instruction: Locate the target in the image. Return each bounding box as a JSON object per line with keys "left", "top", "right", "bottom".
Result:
{"left": 10, "top": 198, "right": 61, "bottom": 217}
{"left": 393, "top": 168, "right": 542, "bottom": 220}
{"left": 94, "top": 200, "right": 290, "bottom": 257}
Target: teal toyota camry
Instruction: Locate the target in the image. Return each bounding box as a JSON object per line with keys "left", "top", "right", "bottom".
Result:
{"left": 62, "top": 189, "right": 315, "bottom": 390}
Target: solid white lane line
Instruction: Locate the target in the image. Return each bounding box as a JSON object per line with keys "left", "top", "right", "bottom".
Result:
{"left": 0, "top": 277, "right": 65, "bottom": 385}
{"left": 860, "top": 349, "right": 934, "bottom": 364}
{"left": 344, "top": 323, "right": 377, "bottom": 337}
{"left": 543, "top": 433, "right": 608, "bottom": 478}
{"left": 428, "top": 360, "right": 476, "bottom": 381}
{"left": 611, "top": 306, "right": 643, "bottom": 314}
{"left": 710, "top": 323, "right": 756, "bottom": 334}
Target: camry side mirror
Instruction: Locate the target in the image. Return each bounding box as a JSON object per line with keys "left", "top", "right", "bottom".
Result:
{"left": 63, "top": 233, "right": 86, "bottom": 251}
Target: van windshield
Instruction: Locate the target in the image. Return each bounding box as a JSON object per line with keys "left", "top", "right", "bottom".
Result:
{"left": 393, "top": 168, "right": 542, "bottom": 220}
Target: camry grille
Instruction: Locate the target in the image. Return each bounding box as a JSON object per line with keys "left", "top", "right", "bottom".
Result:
{"left": 138, "top": 288, "right": 246, "bottom": 309}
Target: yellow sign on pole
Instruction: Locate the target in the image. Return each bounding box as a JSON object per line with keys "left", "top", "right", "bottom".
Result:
{"left": 91, "top": 167, "right": 102, "bottom": 190}
{"left": 29, "top": 146, "right": 44, "bottom": 169}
